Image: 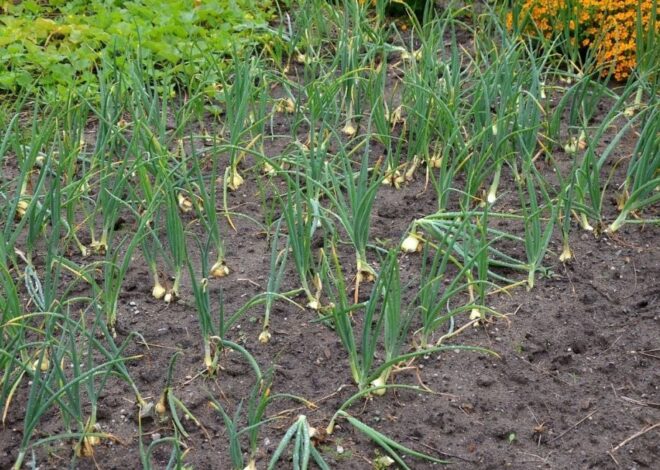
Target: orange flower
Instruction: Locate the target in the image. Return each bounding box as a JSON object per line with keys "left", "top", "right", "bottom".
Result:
{"left": 512, "top": 0, "right": 659, "bottom": 80}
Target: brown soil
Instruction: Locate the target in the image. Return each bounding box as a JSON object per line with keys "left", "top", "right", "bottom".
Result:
{"left": 2, "top": 154, "right": 658, "bottom": 469}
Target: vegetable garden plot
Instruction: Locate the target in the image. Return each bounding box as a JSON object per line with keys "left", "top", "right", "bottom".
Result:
{"left": 1, "top": 1, "right": 658, "bottom": 469}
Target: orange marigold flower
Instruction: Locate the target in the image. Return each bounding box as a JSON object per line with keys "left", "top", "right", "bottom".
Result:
{"left": 513, "top": 0, "right": 659, "bottom": 80}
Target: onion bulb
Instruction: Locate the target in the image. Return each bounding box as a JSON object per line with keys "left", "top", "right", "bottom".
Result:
{"left": 164, "top": 290, "right": 177, "bottom": 304}
{"left": 577, "top": 131, "right": 587, "bottom": 150}
{"left": 342, "top": 120, "right": 357, "bottom": 137}
{"left": 579, "top": 213, "right": 594, "bottom": 232}
{"left": 470, "top": 308, "right": 482, "bottom": 326}
{"left": 258, "top": 330, "right": 271, "bottom": 344}
{"left": 404, "top": 156, "right": 420, "bottom": 182}
{"left": 357, "top": 259, "right": 376, "bottom": 283}
{"left": 295, "top": 52, "right": 311, "bottom": 65}
{"left": 373, "top": 456, "right": 395, "bottom": 467}
{"left": 152, "top": 277, "right": 166, "bottom": 299}
{"left": 401, "top": 233, "right": 422, "bottom": 253}
{"left": 177, "top": 193, "right": 193, "bottom": 213}
{"left": 210, "top": 260, "right": 229, "bottom": 278}
{"left": 388, "top": 105, "right": 404, "bottom": 126}
{"left": 155, "top": 397, "right": 167, "bottom": 416}
{"left": 428, "top": 154, "right": 442, "bottom": 168}
{"left": 30, "top": 351, "right": 50, "bottom": 372}
{"left": 227, "top": 171, "right": 244, "bottom": 191}
{"left": 400, "top": 48, "right": 422, "bottom": 61}
{"left": 15, "top": 199, "right": 29, "bottom": 220}
{"left": 370, "top": 375, "right": 387, "bottom": 396}
{"left": 564, "top": 141, "right": 577, "bottom": 154}
{"left": 275, "top": 98, "right": 296, "bottom": 114}
{"left": 90, "top": 239, "right": 107, "bottom": 255}
{"left": 263, "top": 162, "right": 276, "bottom": 175}
{"left": 559, "top": 242, "right": 573, "bottom": 263}
{"left": 382, "top": 165, "right": 404, "bottom": 188}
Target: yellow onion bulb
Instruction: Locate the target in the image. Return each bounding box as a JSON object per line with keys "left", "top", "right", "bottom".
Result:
{"left": 177, "top": 193, "right": 193, "bottom": 213}
{"left": 155, "top": 398, "right": 167, "bottom": 416}
{"left": 401, "top": 233, "right": 422, "bottom": 253}
{"left": 275, "top": 98, "right": 296, "bottom": 114}
{"left": 258, "top": 330, "right": 271, "bottom": 344}
{"left": 370, "top": 376, "right": 387, "bottom": 396}
{"left": 469, "top": 308, "right": 482, "bottom": 326}
{"left": 342, "top": 121, "right": 357, "bottom": 137}
{"left": 152, "top": 281, "right": 166, "bottom": 300}
{"left": 210, "top": 260, "right": 229, "bottom": 278}
{"left": 228, "top": 171, "right": 244, "bottom": 191}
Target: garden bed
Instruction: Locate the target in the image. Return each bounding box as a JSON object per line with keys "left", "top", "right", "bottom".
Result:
{"left": 1, "top": 1, "right": 658, "bottom": 469}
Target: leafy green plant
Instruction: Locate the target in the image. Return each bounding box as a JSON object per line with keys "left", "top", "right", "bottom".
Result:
{"left": 0, "top": 0, "right": 274, "bottom": 93}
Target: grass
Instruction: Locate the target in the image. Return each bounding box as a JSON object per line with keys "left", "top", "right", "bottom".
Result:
{"left": 0, "top": 0, "right": 658, "bottom": 468}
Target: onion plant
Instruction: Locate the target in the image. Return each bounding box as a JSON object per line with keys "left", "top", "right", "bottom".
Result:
{"left": 10, "top": 307, "right": 140, "bottom": 469}
{"left": 3, "top": 110, "right": 56, "bottom": 266}
{"left": 423, "top": 29, "right": 469, "bottom": 210}
{"left": 412, "top": 216, "right": 497, "bottom": 348}
{"left": 367, "top": 51, "right": 404, "bottom": 187}
{"left": 94, "top": 214, "right": 142, "bottom": 334}
{"left": 189, "top": 143, "right": 229, "bottom": 278}
{"left": 0, "top": 240, "right": 28, "bottom": 425}
{"left": 366, "top": 251, "right": 411, "bottom": 393}
{"left": 154, "top": 352, "right": 204, "bottom": 440}
{"left": 163, "top": 189, "right": 187, "bottom": 303}
{"left": 325, "top": 246, "right": 490, "bottom": 394}
{"left": 324, "top": 246, "right": 396, "bottom": 392}
{"left": 83, "top": 71, "right": 131, "bottom": 255}
{"left": 513, "top": 160, "right": 557, "bottom": 289}
{"left": 281, "top": 181, "right": 323, "bottom": 309}
{"left": 131, "top": 159, "right": 170, "bottom": 299}
{"left": 337, "top": 0, "right": 363, "bottom": 137}
{"left": 216, "top": 52, "right": 258, "bottom": 191}
{"left": 210, "top": 371, "right": 281, "bottom": 470}
{"left": 333, "top": 410, "right": 448, "bottom": 469}
{"left": 607, "top": 106, "right": 660, "bottom": 233}
{"left": 549, "top": 76, "right": 636, "bottom": 231}
{"left": 187, "top": 252, "right": 223, "bottom": 375}
{"left": 17, "top": 157, "right": 51, "bottom": 269}
{"left": 267, "top": 414, "right": 329, "bottom": 470}
{"left": 326, "top": 141, "right": 382, "bottom": 293}
{"left": 414, "top": 213, "right": 529, "bottom": 286}
{"left": 397, "top": 8, "right": 448, "bottom": 178}
{"left": 627, "top": 0, "right": 658, "bottom": 115}
{"left": 260, "top": 220, "right": 290, "bottom": 342}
